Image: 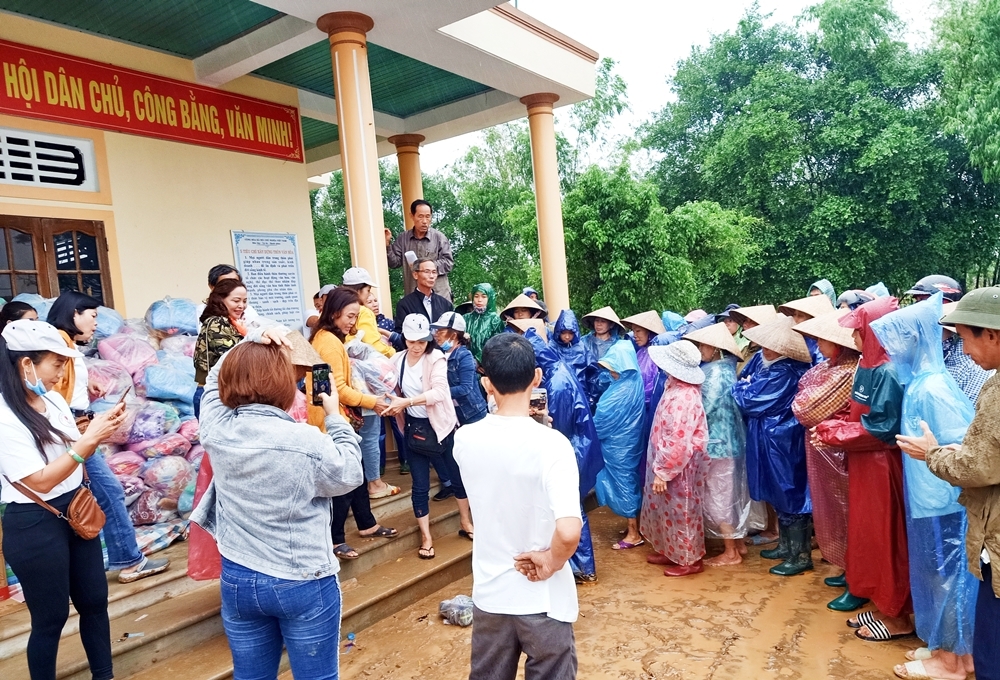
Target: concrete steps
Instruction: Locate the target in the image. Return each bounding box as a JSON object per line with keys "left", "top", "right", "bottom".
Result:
{"left": 0, "top": 467, "right": 472, "bottom": 680}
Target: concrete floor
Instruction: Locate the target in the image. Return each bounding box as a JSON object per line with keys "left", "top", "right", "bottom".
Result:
{"left": 340, "top": 506, "right": 930, "bottom": 679}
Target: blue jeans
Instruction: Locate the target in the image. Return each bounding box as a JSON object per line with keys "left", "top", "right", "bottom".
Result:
{"left": 359, "top": 415, "right": 381, "bottom": 482}
{"left": 406, "top": 422, "right": 464, "bottom": 518}
{"left": 194, "top": 385, "right": 205, "bottom": 421}
{"left": 86, "top": 453, "right": 144, "bottom": 571}
{"left": 220, "top": 557, "right": 342, "bottom": 680}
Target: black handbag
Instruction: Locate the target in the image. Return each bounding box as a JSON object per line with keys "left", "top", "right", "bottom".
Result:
{"left": 399, "top": 352, "right": 448, "bottom": 457}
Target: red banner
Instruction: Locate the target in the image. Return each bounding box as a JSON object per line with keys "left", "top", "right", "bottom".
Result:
{"left": 0, "top": 39, "right": 303, "bottom": 162}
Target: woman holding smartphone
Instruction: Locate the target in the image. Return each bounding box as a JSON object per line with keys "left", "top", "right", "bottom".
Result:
{"left": 309, "top": 288, "right": 397, "bottom": 560}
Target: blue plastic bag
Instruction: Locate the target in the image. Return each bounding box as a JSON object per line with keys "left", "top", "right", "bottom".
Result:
{"left": 12, "top": 293, "right": 52, "bottom": 321}
{"left": 144, "top": 362, "right": 197, "bottom": 404}
{"left": 870, "top": 293, "right": 977, "bottom": 655}
{"left": 95, "top": 305, "right": 124, "bottom": 340}
{"left": 145, "top": 297, "right": 198, "bottom": 336}
{"left": 592, "top": 340, "right": 646, "bottom": 518}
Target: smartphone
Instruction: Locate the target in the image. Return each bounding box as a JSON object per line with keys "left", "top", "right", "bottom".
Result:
{"left": 312, "top": 363, "right": 332, "bottom": 406}
{"left": 116, "top": 385, "right": 132, "bottom": 406}
{"left": 529, "top": 388, "right": 548, "bottom": 425}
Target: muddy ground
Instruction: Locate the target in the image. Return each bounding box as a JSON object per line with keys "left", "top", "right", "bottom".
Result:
{"left": 340, "top": 506, "right": 927, "bottom": 679}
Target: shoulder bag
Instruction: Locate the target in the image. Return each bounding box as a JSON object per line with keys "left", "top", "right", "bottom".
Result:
{"left": 5, "top": 465, "right": 106, "bottom": 540}
{"left": 399, "top": 352, "right": 448, "bottom": 457}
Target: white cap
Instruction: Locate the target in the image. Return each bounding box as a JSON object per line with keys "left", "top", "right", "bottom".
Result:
{"left": 2, "top": 319, "right": 82, "bottom": 358}
{"left": 343, "top": 267, "right": 377, "bottom": 287}
{"left": 430, "top": 311, "right": 466, "bottom": 333}
{"left": 318, "top": 284, "right": 337, "bottom": 296}
{"left": 402, "top": 314, "right": 434, "bottom": 342}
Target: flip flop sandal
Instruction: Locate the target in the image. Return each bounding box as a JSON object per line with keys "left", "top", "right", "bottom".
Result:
{"left": 904, "top": 648, "right": 933, "bottom": 662}
{"left": 369, "top": 485, "right": 401, "bottom": 499}
{"left": 847, "top": 610, "right": 877, "bottom": 629}
{"left": 359, "top": 526, "right": 398, "bottom": 539}
{"left": 855, "top": 620, "right": 915, "bottom": 643}
{"left": 418, "top": 546, "right": 435, "bottom": 560}
{"left": 334, "top": 544, "right": 360, "bottom": 560}
{"left": 611, "top": 539, "right": 645, "bottom": 550}
{"left": 458, "top": 530, "right": 474, "bottom": 541}
{"left": 893, "top": 659, "right": 945, "bottom": 680}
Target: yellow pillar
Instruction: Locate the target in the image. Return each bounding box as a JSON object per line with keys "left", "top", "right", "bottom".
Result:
{"left": 521, "top": 93, "right": 570, "bottom": 318}
{"left": 389, "top": 134, "right": 425, "bottom": 231}
{"left": 317, "top": 12, "right": 391, "bottom": 302}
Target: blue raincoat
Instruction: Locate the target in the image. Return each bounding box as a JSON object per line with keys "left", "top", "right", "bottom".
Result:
{"left": 732, "top": 357, "right": 812, "bottom": 515}
{"left": 582, "top": 327, "right": 620, "bottom": 409}
{"left": 870, "top": 293, "right": 977, "bottom": 655}
{"left": 550, "top": 310, "right": 595, "bottom": 394}
{"left": 701, "top": 357, "right": 753, "bottom": 538}
{"left": 662, "top": 311, "right": 685, "bottom": 331}
{"left": 593, "top": 340, "right": 646, "bottom": 518}
{"left": 524, "top": 328, "right": 603, "bottom": 577}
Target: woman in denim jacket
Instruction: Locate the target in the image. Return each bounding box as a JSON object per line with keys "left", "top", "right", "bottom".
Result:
{"left": 432, "top": 312, "right": 488, "bottom": 426}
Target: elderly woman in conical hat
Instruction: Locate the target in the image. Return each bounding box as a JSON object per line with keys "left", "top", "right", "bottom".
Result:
{"left": 780, "top": 294, "right": 836, "bottom": 364}
{"left": 684, "top": 322, "right": 752, "bottom": 566}
{"left": 791, "top": 310, "right": 863, "bottom": 611}
{"left": 640, "top": 340, "right": 710, "bottom": 577}
{"left": 731, "top": 314, "right": 814, "bottom": 578}
{"left": 500, "top": 293, "right": 545, "bottom": 322}
{"left": 622, "top": 311, "right": 667, "bottom": 405}
{"left": 729, "top": 305, "right": 778, "bottom": 379}
{"left": 581, "top": 306, "right": 627, "bottom": 409}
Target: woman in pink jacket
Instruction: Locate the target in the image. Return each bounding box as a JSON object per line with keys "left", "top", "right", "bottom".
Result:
{"left": 386, "top": 314, "right": 473, "bottom": 559}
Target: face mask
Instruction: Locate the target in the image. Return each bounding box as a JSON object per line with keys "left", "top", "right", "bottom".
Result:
{"left": 24, "top": 363, "right": 47, "bottom": 397}
{"left": 440, "top": 340, "right": 454, "bottom": 352}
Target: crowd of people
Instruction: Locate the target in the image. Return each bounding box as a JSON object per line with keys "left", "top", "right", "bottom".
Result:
{"left": 2, "top": 237, "right": 999, "bottom": 680}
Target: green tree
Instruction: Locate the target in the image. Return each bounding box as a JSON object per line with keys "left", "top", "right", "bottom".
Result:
{"left": 563, "top": 164, "right": 757, "bottom": 314}
{"left": 643, "top": 0, "right": 1000, "bottom": 302}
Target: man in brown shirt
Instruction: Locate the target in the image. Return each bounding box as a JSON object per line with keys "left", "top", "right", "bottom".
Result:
{"left": 898, "top": 286, "right": 1000, "bottom": 680}
{"left": 385, "top": 199, "right": 454, "bottom": 300}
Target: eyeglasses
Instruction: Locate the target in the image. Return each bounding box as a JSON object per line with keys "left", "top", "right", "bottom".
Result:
{"left": 416, "top": 269, "right": 438, "bottom": 275}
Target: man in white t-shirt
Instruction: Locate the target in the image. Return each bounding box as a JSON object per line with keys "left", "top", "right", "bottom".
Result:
{"left": 454, "top": 333, "right": 582, "bottom": 680}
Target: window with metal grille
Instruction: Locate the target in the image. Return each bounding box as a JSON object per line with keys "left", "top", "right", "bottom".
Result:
{"left": 0, "top": 127, "right": 99, "bottom": 192}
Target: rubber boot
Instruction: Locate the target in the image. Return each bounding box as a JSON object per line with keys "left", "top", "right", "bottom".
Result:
{"left": 827, "top": 583, "right": 869, "bottom": 611}
{"left": 760, "top": 524, "right": 790, "bottom": 560}
{"left": 824, "top": 572, "right": 847, "bottom": 588}
{"left": 769, "top": 518, "right": 814, "bottom": 576}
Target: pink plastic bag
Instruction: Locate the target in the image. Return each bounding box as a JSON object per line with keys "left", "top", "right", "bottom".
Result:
{"left": 187, "top": 453, "right": 221, "bottom": 581}
{"left": 178, "top": 419, "right": 199, "bottom": 443}
{"left": 139, "top": 433, "right": 192, "bottom": 459}
{"left": 128, "top": 489, "right": 177, "bottom": 526}
{"left": 106, "top": 451, "right": 146, "bottom": 477}
{"left": 98, "top": 333, "right": 158, "bottom": 379}
{"left": 84, "top": 358, "right": 133, "bottom": 401}
{"left": 116, "top": 474, "right": 147, "bottom": 506}
{"left": 141, "top": 455, "right": 195, "bottom": 501}
{"left": 159, "top": 336, "right": 196, "bottom": 357}
{"left": 185, "top": 444, "right": 205, "bottom": 470}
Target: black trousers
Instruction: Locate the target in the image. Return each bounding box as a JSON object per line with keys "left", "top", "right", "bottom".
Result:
{"left": 2, "top": 491, "right": 112, "bottom": 680}
{"left": 331, "top": 484, "right": 377, "bottom": 544}
{"left": 976, "top": 562, "right": 1000, "bottom": 680}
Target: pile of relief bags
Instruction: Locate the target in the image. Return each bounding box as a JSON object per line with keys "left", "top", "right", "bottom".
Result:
{"left": 12, "top": 294, "right": 203, "bottom": 555}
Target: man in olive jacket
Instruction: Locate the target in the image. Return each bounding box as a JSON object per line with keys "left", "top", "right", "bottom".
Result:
{"left": 898, "top": 286, "right": 1000, "bottom": 680}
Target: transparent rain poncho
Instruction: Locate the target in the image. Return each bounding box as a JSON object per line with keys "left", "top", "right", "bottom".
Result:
{"left": 870, "top": 292, "right": 977, "bottom": 655}
{"left": 593, "top": 340, "right": 646, "bottom": 518}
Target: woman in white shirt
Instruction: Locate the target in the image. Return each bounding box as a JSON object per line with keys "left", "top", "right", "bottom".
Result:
{"left": 0, "top": 319, "right": 125, "bottom": 680}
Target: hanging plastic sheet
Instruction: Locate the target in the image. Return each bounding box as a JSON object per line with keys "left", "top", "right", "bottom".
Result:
{"left": 870, "top": 293, "right": 977, "bottom": 654}
{"left": 701, "top": 358, "right": 753, "bottom": 539}
{"left": 593, "top": 340, "right": 646, "bottom": 518}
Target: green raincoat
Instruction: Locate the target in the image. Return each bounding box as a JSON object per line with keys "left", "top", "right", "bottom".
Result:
{"left": 463, "top": 283, "right": 505, "bottom": 363}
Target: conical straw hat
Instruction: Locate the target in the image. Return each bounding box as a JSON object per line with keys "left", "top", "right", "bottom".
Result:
{"left": 779, "top": 295, "right": 835, "bottom": 319}
{"left": 501, "top": 294, "right": 544, "bottom": 319}
{"left": 742, "top": 314, "right": 811, "bottom": 363}
{"left": 622, "top": 310, "right": 667, "bottom": 336}
{"left": 581, "top": 305, "right": 625, "bottom": 331}
{"left": 507, "top": 318, "right": 548, "bottom": 342}
{"left": 792, "top": 309, "right": 856, "bottom": 351}
{"left": 286, "top": 330, "right": 323, "bottom": 368}
{"left": 684, "top": 322, "right": 742, "bottom": 358}
{"left": 729, "top": 304, "right": 777, "bottom": 328}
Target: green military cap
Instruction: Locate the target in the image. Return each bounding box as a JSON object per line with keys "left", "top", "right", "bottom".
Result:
{"left": 940, "top": 287, "right": 1000, "bottom": 330}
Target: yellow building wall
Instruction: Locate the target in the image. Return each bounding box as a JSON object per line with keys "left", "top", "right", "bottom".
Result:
{"left": 0, "top": 14, "right": 319, "bottom": 317}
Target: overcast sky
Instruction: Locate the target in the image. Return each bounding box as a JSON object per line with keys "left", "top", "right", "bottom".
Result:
{"left": 417, "top": 0, "right": 938, "bottom": 173}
